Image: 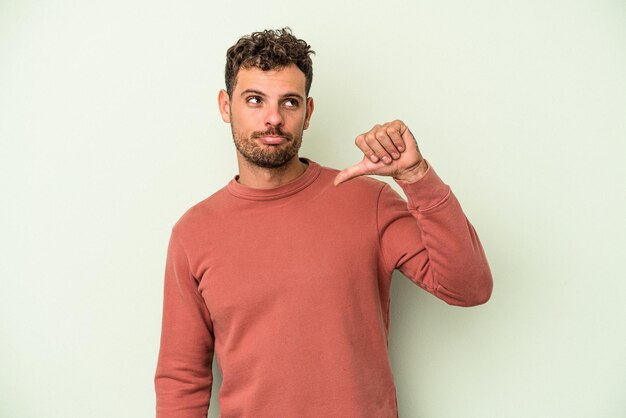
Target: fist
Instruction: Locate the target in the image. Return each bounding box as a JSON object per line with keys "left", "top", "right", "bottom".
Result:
{"left": 334, "top": 120, "right": 427, "bottom": 185}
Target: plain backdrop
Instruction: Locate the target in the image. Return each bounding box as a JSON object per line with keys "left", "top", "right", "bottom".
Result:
{"left": 1, "top": 1, "right": 625, "bottom": 417}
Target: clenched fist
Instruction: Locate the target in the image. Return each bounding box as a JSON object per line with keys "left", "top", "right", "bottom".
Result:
{"left": 334, "top": 120, "right": 428, "bottom": 186}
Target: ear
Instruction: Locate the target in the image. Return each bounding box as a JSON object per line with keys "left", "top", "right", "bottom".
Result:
{"left": 303, "top": 97, "right": 314, "bottom": 130}
{"left": 218, "top": 89, "right": 231, "bottom": 123}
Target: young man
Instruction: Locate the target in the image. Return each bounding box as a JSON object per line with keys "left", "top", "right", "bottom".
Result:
{"left": 155, "top": 28, "right": 492, "bottom": 418}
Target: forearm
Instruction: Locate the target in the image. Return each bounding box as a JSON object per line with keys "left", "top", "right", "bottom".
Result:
{"left": 155, "top": 232, "right": 215, "bottom": 417}
{"left": 384, "top": 163, "right": 493, "bottom": 306}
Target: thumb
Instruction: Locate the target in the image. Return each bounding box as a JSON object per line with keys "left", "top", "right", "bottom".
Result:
{"left": 334, "top": 159, "right": 371, "bottom": 186}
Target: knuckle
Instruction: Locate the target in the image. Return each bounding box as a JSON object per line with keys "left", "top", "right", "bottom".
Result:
{"left": 365, "top": 135, "right": 378, "bottom": 145}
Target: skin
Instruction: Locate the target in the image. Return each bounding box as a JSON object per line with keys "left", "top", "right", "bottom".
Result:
{"left": 334, "top": 120, "right": 428, "bottom": 186}
{"left": 218, "top": 65, "right": 314, "bottom": 189}
{"left": 218, "top": 64, "right": 428, "bottom": 188}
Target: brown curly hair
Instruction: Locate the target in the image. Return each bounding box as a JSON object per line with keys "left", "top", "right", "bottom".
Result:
{"left": 225, "top": 28, "right": 314, "bottom": 98}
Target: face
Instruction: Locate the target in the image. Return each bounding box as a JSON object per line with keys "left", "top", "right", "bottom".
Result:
{"left": 218, "top": 64, "right": 314, "bottom": 169}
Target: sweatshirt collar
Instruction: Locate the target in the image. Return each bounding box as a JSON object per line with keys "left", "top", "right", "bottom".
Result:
{"left": 227, "top": 158, "right": 321, "bottom": 201}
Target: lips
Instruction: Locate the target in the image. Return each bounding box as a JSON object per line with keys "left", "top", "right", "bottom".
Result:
{"left": 256, "top": 135, "right": 287, "bottom": 145}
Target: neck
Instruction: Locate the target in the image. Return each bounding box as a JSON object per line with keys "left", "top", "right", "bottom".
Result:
{"left": 236, "top": 155, "right": 308, "bottom": 189}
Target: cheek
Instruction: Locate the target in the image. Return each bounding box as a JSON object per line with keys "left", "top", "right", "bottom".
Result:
{"left": 290, "top": 111, "right": 307, "bottom": 127}
{"left": 230, "top": 110, "right": 254, "bottom": 131}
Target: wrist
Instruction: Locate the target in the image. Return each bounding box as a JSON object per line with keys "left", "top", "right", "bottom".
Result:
{"left": 394, "top": 159, "right": 428, "bottom": 183}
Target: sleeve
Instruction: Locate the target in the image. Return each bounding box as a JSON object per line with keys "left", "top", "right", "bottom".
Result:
{"left": 155, "top": 230, "right": 215, "bottom": 418}
{"left": 378, "top": 162, "right": 493, "bottom": 306}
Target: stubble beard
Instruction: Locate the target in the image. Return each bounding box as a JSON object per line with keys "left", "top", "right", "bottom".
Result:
{"left": 232, "top": 126, "right": 303, "bottom": 169}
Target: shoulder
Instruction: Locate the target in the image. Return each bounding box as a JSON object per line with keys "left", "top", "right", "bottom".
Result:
{"left": 313, "top": 162, "right": 406, "bottom": 208}
{"left": 312, "top": 162, "right": 408, "bottom": 219}
{"left": 171, "top": 185, "right": 232, "bottom": 238}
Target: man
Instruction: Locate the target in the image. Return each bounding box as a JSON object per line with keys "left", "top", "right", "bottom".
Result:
{"left": 155, "top": 28, "right": 492, "bottom": 418}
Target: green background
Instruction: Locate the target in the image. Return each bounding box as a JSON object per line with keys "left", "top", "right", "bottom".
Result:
{"left": 1, "top": 0, "right": 625, "bottom": 417}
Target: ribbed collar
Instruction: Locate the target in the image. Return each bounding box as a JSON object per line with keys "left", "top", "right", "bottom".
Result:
{"left": 226, "top": 159, "right": 322, "bottom": 201}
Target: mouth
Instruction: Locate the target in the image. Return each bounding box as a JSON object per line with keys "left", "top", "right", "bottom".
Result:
{"left": 256, "top": 135, "right": 288, "bottom": 145}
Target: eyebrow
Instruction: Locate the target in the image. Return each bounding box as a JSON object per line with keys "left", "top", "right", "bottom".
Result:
{"left": 240, "top": 89, "right": 305, "bottom": 101}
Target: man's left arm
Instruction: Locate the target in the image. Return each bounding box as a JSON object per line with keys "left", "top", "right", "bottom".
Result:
{"left": 335, "top": 120, "right": 493, "bottom": 306}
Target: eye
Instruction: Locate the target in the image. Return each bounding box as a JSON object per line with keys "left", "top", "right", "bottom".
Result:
{"left": 246, "top": 96, "right": 262, "bottom": 105}
{"left": 283, "top": 98, "right": 299, "bottom": 108}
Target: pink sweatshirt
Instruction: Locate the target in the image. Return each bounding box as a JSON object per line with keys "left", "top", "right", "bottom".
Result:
{"left": 155, "top": 160, "right": 492, "bottom": 417}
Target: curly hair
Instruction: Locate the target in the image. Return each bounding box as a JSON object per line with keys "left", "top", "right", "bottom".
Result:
{"left": 225, "top": 28, "right": 314, "bottom": 98}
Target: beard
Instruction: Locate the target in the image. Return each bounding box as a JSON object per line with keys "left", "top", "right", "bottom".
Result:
{"left": 232, "top": 125, "right": 303, "bottom": 169}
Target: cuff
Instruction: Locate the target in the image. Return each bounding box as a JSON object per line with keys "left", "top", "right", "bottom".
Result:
{"left": 393, "top": 161, "right": 451, "bottom": 211}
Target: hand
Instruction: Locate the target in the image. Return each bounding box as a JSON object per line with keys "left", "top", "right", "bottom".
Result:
{"left": 334, "top": 120, "right": 427, "bottom": 186}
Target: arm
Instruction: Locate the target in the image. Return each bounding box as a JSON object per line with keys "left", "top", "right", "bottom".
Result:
{"left": 335, "top": 120, "right": 492, "bottom": 306}
{"left": 379, "top": 164, "right": 492, "bottom": 306}
{"left": 155, "top": 231, "right": 215, "bottom": 418}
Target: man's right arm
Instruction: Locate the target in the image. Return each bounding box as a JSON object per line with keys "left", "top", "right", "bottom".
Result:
{"left": 155, "top": 231, "right": 214, "bottom": 418}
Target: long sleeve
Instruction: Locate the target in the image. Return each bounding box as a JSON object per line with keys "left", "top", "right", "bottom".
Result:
{"left": 378, "top": 163, "right": 493, "bottom": 306}
{"left": 155, "top": 231, "right": 215, "bottom": 418}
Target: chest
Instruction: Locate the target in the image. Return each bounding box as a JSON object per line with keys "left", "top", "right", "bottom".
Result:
{"left": 190, "top": 197, "right": 382, "bottom": 335}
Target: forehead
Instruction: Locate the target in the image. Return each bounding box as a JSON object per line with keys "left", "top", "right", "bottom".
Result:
{"left": 234, "top": 64, "right": 307, "bottom": 95}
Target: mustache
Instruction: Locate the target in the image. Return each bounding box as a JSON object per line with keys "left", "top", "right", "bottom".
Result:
{"left": 251, "top": 128, "right": 293, "bottom": 141}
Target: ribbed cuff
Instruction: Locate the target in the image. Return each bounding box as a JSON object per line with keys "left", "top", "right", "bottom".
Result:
{"left": 393, "top": 161, "right": 451, "bottom": 211}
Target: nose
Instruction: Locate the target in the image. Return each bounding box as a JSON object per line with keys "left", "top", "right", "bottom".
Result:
{"left": 264, "top": 103, "right": 284, "bottom": 127}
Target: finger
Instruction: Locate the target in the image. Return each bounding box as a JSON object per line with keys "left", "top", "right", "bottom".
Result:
{"left": 373, "top": 129, "right": 402, "bottom": 161}
{"left": 355, "top": 134, "right": 379, "bottom": 163}
{"left": 386, "top": 126, "right": 405, "bottom": 153}
{"left": 357, "top": 129, "right": 392, "bottom": 164}
{"left": 333, "top": 159, "right": 370, "bottom": 186}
